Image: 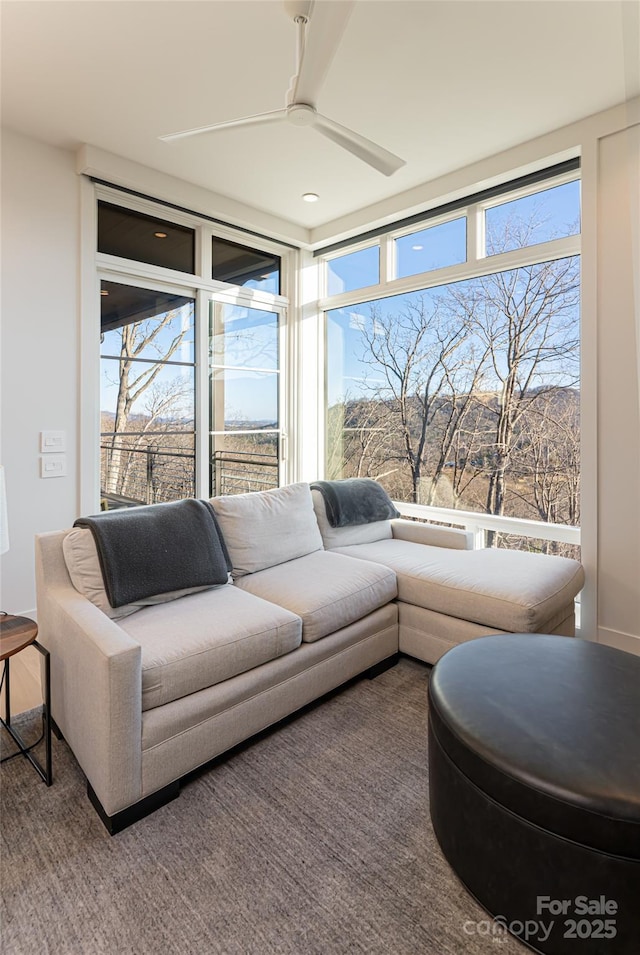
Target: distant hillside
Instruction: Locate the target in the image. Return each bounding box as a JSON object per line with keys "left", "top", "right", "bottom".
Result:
{"left": 101, "top": 412, "right": 277, "bottom": 430}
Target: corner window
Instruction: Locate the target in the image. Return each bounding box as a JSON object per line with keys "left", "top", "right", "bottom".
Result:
{"left": 94, "top": 186, "right": 292, "bottom": 509}
{"left": 322, "top": 170, "right": 582, "bottom": 556}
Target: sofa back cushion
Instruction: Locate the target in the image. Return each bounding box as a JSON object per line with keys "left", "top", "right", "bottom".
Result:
{"left": 312, "top": 489, "right": 393, "bottom": 549}
{"left": 73, "top": 498, "right": 231, "bottom": 609}
{"left": 62, "top": 528, "right": 221, "bottom": 620}
{"left": 210, "top": 482, "right": 324, "bottom": 577}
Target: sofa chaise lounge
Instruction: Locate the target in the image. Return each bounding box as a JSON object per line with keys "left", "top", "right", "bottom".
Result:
{"left": 35, "top": 481, "right": 584, "bottom": 832}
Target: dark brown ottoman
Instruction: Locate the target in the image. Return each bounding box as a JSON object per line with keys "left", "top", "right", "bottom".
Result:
{"left": 428, "top": 634, "right": 640, "bottom": 954}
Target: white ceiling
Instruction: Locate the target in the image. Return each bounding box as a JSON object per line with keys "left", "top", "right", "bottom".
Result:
{"left": 1, "top": 0, "right": 637, "bottom": 237}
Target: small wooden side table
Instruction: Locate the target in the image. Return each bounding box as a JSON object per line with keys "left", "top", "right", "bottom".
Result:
{"left": 0, "top": 614, "right": 52, "bottom": 785}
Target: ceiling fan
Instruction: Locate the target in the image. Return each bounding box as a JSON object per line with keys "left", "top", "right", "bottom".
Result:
{"left": 159, "top": 1, "right": 405, "bottom": 177}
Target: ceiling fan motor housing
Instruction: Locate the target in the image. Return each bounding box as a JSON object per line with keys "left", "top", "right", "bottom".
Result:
{"left": 287, "top": 104, "right": 316, "bottom": 126}
{"left": 283, "top": 1, "right": 312, "bottom": 24}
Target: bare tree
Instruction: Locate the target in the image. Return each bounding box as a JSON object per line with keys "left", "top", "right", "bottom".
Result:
{"left": 103, "top": 312, "right": 190, "bottom": 496}
{"left": 326, "top": 397, "right": 397, "bottom": 483}
{"left": 113, "top": 375, "right": 194, "bottom": 502}
{"left": 510, "top": 389, "right": 580, "bottom": 552}
{"left": 440, "top": 247, "right": 579, "bottom": 539}
{"left": 329, "top": 212, "right": 580, "bottom": 544}
{"left": 357, "top": 296, "right": 482, "bottom": 504}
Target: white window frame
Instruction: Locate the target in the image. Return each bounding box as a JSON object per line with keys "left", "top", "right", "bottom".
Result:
{"left": 207, "top": 287, "right": 287, "bottom": 495}
{"left": 479, "top": 168, "right": 581, "bottom": 261}
{"left": 321, "top": 238, "right": 382, "bottom": 299}
{"left": 387, "top": 208, "right": 469, "bottom": 283}
{"left": 316, "top": 169, "right": 582, "bottom": 542}
{"left": 82, "top": 182, "right": 293, "bottom": 512}
{"left": 318, "top": 177, "right": 580, "bottom": 315}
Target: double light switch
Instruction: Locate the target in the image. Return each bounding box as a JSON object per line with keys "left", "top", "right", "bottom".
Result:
{"left": 40, "top": 431, "right": 67, "bottom": 478}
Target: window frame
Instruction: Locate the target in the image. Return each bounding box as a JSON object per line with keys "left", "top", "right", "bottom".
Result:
{"left": 317, "top": 169, "right": 582, "bottom": 522}
{"left": 99, "top": 278, "right": 198, "bottom": 507}
{"left": 388, "top": 210, "right": 469, "bottom": 282}
{"left": 207, "top": 289, "right": 287, "bottom": 496}
{"left": 480, "top": 169, "right": 581, "bottom": 260}
{"left": 319, "top": 175, "right": 580, "bottom": 315}
{"left": 83, "top": 183, "right": 294, "bottom": 511}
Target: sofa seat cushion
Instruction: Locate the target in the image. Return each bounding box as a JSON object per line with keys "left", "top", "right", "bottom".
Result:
{"left": 234, "top": 551, "right": 397, "bottom": 643}
{"left": 333, "top": 540, "right": 585, "bottom": 633}
{"left": 119, "top": 585, "right": 302, "bottom": 710}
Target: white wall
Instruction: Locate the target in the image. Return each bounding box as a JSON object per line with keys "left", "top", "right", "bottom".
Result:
{"left": 0, "top": 130, "right": 79, "bottom": 613}
{"left": 1, "top": 106, "right": 639, "bottom": 652}
{"left": 594, "top": 123, "right": 640, "bottom": 652}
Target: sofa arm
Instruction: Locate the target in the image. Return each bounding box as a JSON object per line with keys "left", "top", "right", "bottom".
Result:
{"left": 391, "top": 518, "right": 473, "bottom": 550}
{"left": 38, "top": 584, "right": 143, "bottom": 816}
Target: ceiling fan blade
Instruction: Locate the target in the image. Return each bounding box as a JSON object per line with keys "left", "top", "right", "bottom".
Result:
{"left": 313, "top": 112, "right": 406, "bottom": 176}
{"left": 160, "top": 109, "right": 286, "bottom": 142}
{"left": 292, "top": 0, "right": 355, "bottom": 105}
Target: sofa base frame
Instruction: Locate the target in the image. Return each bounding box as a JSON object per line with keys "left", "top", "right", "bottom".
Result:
{"left": 89, "top": 652, "right": 401, "bottom": 835}
{"left": 365, "top": 652, "right": 400, "bottom": 679}
{"left": 88, "top": 780, "right": 180, "bottom": 835}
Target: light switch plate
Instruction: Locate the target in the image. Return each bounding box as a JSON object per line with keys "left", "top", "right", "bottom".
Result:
{"left": 40, "top": 454, "right": 67, "bottom": 478}
{"left": 40, "top": 430, "right": 66, "bottom": 453}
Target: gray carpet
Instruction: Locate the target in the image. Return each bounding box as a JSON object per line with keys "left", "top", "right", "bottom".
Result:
{"left": 1, "top": 657, "right": 527, "bottom": 954}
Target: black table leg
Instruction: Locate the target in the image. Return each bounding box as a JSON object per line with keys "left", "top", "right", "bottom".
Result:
{"left": 0, "top": 641, "right": 52, "bottom": 785}
{"left": 4, "top": 656, "right": 10, "bottom": 724}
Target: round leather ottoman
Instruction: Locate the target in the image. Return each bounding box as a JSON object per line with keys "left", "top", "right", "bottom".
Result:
{"left": 428, "top": 634, "right": 640, "bottom": 954}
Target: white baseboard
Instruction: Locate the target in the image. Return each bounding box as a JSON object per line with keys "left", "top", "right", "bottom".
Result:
{"left": 597, "top": 626, "right": 640, "bottom": 655}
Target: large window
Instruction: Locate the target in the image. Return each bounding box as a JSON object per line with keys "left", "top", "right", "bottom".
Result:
{"left": 100, "top": 281, "right": 196, "bottom": 506}
{"left": 93, "top": 170, "right": 581, "bottom": 552}
{"left": 209, "top": 300, "right": 282, "bottom": 495}
{"left": 323, "top": 173, "right": 581, "bottom": 554}
{"left": 96, "top": 192, "right": 289, "bottom": 505}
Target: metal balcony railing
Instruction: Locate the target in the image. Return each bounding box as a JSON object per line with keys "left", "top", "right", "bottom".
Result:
{"left": 100, "top": 441, "right": 279, "bottom": 507}
{"left": 211, "top": 449, "right": 279, "bottom": 496}
{"left": 100, "top": 439, "right": 195, "bottom": 509}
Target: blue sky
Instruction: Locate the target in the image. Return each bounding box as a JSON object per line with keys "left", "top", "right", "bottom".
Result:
{"left": 101, "top": 179, "right": 580, "bottom": 425}
{"left": 328, "top": 180, "right": 580, "bottom": 407}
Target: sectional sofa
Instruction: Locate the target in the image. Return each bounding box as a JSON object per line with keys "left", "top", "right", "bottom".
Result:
{"left": 35, "top": 481, "right": 584, "bottom": 833}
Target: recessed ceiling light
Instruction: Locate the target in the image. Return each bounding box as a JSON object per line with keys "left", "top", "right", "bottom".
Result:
{"left": 302, "top": 193, "right": 319, "bottom": 203}
{"left": 412, "top": 244, "right": 424, "bottom": 251}
{"left": 154, "top": 232, "right": 168, "bottom": 238}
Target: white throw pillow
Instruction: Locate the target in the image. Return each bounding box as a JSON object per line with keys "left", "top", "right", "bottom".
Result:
{"left": 311, "top": 489, "right": 393, "bottom": 549}
{"left": 62, "top": 528, "right": 220, "bottom": 619}
{"left": 210, "top": 483, "right": 324, "bottom": 577}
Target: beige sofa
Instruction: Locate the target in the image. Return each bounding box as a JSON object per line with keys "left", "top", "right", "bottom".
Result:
{"left": 311, "top": 489, "right": 584, "bottom": 664}
{"left": 35, "top": 482, "right": 584, "bottom": 833}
